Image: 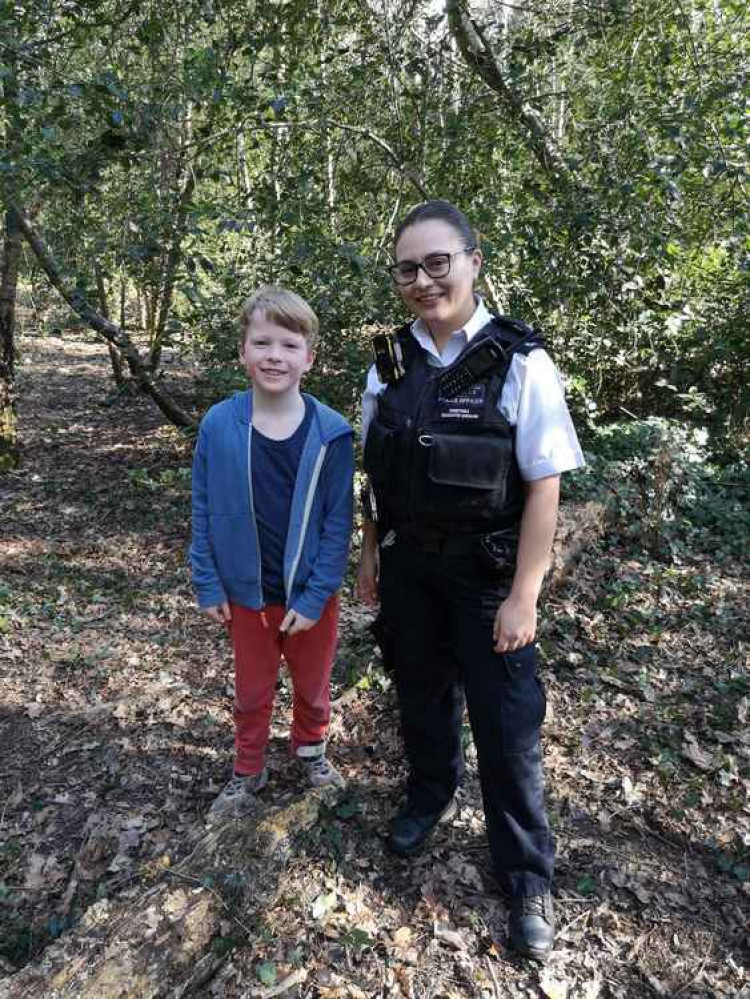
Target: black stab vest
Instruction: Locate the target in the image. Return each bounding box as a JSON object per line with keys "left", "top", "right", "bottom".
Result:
{"left": 363, "top": 317, "right": 544, "bottom": 537}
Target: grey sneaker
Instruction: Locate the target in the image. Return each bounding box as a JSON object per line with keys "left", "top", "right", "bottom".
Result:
{"left": 208, "top": 767, "right": 268, "bottom": 818}
{"left": 296, "top": 744, "right": 345, "bottom": 788}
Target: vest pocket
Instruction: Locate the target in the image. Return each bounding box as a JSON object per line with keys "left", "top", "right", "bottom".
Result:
{"left": 363, "top": 419, "right": 394, "bottom": 489}
{"left": 426, "top": 433, "right": 511, "bottom": 491}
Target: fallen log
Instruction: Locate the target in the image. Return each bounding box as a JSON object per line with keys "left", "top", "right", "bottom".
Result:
{"left": 548, "top": 496, "right": 616, "bottom": 594}
{"left": 0, "top": 788, "right": 339, "bottom": 999}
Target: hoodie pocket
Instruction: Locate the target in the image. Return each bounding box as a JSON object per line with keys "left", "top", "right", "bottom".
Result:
{"left": 209, "top": 514, "right": 258, "bottom": 583}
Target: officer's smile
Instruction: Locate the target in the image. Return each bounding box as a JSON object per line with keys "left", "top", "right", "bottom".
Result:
{"left": 394, "top": 219, "right": 482, "bottom": 346}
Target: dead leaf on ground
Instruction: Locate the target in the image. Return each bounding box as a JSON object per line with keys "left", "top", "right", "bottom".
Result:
{"left": 539, "top": 967, "right": 570, "bottom": 999}
{"left": 682, "top": 734, "right": 716, "bottom": 771}
{"left": 392, "top": 926, "right": 413, "bottom": 949}
{"left": 433, "top": 922, "right": 465, "bottom": 951}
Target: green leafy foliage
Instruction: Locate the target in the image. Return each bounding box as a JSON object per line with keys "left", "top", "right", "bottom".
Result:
{"left": 341, "top": 927, "right": 377, "bottom": 954}
{"left": 1, "top": 0, "right": 747, "bottom": 443}
{"left": 576, "top": 875, "right": 598, "bottom": 896}
{"left": 571, "top": 418, "right": 750, "bottom": 559}
{"left": 212, "top": 935, "right": 240, "bottom": 958}
{"left": 255, "top": 960, "right": 278, "bottom": 985}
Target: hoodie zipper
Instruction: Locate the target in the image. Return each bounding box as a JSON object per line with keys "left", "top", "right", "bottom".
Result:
{"left": 285, "top": 443, "right": 328, "bottom": 604}
{"left": 246, "top": 415, "right": 263, "bottom": 604}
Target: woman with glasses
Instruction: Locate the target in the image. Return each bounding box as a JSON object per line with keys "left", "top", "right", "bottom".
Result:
{"left": 357, "top": 200, "right": 584, "bottom": 961}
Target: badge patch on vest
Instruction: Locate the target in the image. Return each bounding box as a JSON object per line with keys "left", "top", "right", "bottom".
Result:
{"left": 436, "top": 382, "right": 486, "bottom": 420}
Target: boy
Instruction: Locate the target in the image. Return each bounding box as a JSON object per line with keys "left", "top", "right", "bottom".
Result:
{"left": 190, "top": 286, "right": 354, "bottom": 818}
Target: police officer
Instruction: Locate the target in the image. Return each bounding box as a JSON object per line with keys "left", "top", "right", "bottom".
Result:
{"left": 357, "top": 201, "right": 584, "bottom": 960}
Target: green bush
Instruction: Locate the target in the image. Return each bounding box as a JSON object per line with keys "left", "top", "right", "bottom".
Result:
{"left": 571, "top": 418, "right": 750, "bottom": 560}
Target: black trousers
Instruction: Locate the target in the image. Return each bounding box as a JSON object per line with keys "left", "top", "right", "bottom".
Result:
{"left": 379, "top": 534, "right": 554, "bottom": 897}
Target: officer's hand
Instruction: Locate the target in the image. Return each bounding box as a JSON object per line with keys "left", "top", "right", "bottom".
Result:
{"left": 356, "top": 551, "right": 380, "bottom": 606}
{"left": 493, "top": 594, "right": 537, "bottom": 653}
{"left": 280, "top": 609, "right": 316, "bottom": 637}
{"left": 204, "top": 602, "right": 232, "bottom": 627}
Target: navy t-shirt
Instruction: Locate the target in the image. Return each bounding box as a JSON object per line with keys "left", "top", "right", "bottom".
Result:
{"left": 251, "top": 398, "right": 314, "bottom": 605}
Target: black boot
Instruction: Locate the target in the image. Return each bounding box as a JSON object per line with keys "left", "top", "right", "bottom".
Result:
{"left": 387, "top": 799, "right": 456, "bottom": 856}
{"left": 508, "top": 893, "right": 555, "bottom": 960}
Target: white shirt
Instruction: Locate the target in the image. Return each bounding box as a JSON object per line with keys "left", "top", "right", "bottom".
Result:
{"left": 361, "top": 299, "right": 585, "bottom": 482}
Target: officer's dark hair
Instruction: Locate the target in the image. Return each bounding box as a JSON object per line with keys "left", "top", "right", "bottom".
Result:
{"left": 394, "top": 200, "right": 478, "bottom": 252}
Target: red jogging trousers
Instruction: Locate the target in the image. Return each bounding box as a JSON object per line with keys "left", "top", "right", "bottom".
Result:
{"left": 229, "top": 596, "right": 339, "bottom": 776}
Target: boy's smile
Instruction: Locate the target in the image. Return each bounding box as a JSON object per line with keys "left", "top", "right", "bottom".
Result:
{"left": 239, "top": 315, "right": 314, "bottom": 397}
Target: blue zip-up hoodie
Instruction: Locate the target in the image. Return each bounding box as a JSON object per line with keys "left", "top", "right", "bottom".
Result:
{"left": 190, "top": 389, "right": 354, "bottom": 621}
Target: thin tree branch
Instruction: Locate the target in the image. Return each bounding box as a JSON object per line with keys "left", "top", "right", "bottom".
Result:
{"left": 182, "top": 118, "right": 429, "bottom": 199}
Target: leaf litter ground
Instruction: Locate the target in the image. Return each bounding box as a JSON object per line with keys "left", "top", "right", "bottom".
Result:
{"left": 0, "top": 336, "right": 747, "bottom": 998}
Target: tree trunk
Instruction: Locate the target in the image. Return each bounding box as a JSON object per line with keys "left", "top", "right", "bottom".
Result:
{"left": 94, "top": 263, "right": 126, "bottom": 388}
{"left": 446, "top": 0, "right": 569, "bottom": 184}
{"left": 0, "top": 27, "right": 23, "bottom": 469}
{"left": 13, "top": 206, "right": 195, "bottom": 429}
{"left": 549, "top": 497, "right": 617, "bottom": 594}
{"left": 120, "top": 277, "right": 127, "bottom": 330}
{"left": 318, "top": 0, "right": 337, "bottom": 229}
{"left": 0, "top": 210, "right": 22, "bottom": 469}
{"left": 151, "top": 169, "right": 196, "bottom": 372}
{"left": 0, "top": 789, "right": 336, "bottom": 998}
{"left": 237, "top": 131, "right": 252, "bottom": 201}
{"left": 144, "top": 290, "right": 156, "bottom": 343}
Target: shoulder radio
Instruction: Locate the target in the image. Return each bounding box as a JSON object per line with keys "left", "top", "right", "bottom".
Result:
{"left": 437, "top": 337, "right": 507, "bottom": 399}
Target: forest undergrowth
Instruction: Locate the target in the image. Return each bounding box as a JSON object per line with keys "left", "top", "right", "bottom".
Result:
{"left": 0, "top": 336, "right": 747, "bottom": 999}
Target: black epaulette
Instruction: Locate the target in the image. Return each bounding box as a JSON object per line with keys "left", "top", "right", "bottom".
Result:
{"left": 491, "top": 315, "right": 547, "bottom": 357}
{"left": 394, "top": 322, "right": 419, "bottom": 367}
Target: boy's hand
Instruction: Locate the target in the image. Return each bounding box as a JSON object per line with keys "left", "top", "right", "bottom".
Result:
{"left": 204, "top": 602, "right": 232, "bottom": 626}
{"left": 279, "top": 609, "right": 315, "bottom": 637}
{"left": 493, "top": 593, "right": 537, "bottom": 653}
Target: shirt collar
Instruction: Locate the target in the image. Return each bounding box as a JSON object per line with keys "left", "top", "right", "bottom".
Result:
{"left": 411, "top": 297, "right": 492, "bottom": 352}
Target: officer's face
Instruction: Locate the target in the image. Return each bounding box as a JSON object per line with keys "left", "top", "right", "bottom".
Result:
{"left": 394, "top": 219, "right": 482, "bottom": 334}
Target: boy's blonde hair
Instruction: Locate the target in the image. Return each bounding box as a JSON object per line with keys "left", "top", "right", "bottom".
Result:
{"left": 239, "top": 285, "right": 319, "bottom": 349}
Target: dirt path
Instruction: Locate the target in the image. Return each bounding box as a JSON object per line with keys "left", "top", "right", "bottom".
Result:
{"left": 1, "top": 336, "right": 747, "bottom": 998}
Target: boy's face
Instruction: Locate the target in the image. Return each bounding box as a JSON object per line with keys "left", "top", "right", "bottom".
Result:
{"left": 239, "top": 314, "right": 314, "bottom": 395}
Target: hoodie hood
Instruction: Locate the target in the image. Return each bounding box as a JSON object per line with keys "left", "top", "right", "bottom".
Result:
{"left": 229, "top": 389, "right": 351, "bottom": 444}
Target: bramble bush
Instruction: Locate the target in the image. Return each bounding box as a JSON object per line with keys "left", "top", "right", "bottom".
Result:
{"left": 569, "top": 418, "right": 750, "bottom": 560}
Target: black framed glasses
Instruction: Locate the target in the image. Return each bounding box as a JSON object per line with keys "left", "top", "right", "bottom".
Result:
{"left": 388, "top": 248, "right": 476, "bottom": 286}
